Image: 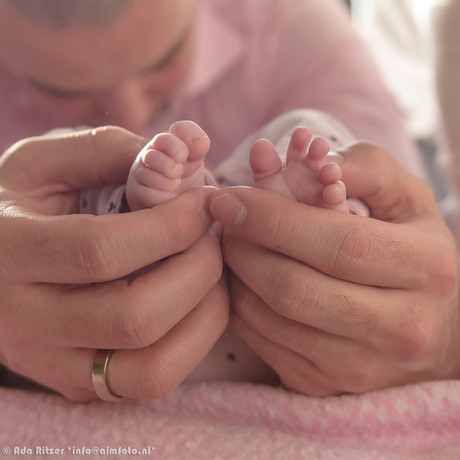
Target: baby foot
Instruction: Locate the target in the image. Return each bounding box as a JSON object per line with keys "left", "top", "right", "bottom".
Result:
{"left": 126, "top": 120, "right": 210, "bottom": 210}
{"left": 250, "top": 127, "right": 349, "bottom": 213}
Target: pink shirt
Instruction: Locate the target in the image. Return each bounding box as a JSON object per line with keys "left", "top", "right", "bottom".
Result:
{"left": 0, "top": 0, "right": 423, "bottom": 177}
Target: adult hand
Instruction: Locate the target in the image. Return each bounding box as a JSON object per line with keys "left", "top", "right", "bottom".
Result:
{"left": 210, "top": 141, "right": 460, "bottom": 396}
{"left": 0, "top": 127, "right": 227, "bottom": 401}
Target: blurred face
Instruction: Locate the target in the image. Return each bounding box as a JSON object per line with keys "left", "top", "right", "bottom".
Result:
{"left": 0, "top": 0, "right": 196, "bottom": 134}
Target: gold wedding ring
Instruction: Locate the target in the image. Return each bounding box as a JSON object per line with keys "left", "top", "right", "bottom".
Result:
{"left": 92, "top": 349, "right": 124, "bottom": 402}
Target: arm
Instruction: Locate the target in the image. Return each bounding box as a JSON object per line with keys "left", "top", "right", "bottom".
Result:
{"left": 0, "top": 127, "right": 228, "bottom": 401}
{"left": 210, "top": 142, "right": 460, "bottom": 395}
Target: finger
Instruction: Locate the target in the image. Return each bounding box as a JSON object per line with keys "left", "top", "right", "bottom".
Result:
{"left": 337, "top": 141, "right": 440, "bottom": 221}
{"left": 2, "top": 281, "right": 229, "bottom": 401}
{"left": 1, "top": 344, "right": 98, "bottom": 402}
{"left": 230, "top": 274, "right": 409, "bottom": 393}
{"left": 230, "top": 273, "right": 357, "bottom": 356}
{"left": 3, "top": 282, "right": 229, "bottom": 401}
{"left": 211, "top": 187, "right": 453, "bottom": 288}
{"left": 3, "top": 187, "right": 215, "bottom": 283}
{"left": 230, "top": 313, "right": 335, "bottom": 396}
{"left": 226, "top": 240, "right": 454, "bottom": 364}
{"left": 8, "top": 230, "right": 222, "bottom": 349}
{"left": 0, "top": 126, "right": 148, "bottom": 191}
{"left": 226, "top": 238, "right": 458, "bottom": 374}
{"left": 230, "top": 283, "right": 421, "bottom": 396}
{"left": 109, "top": 282, "right": 229, "bottom": 399}
{"left": 224, "top": 239, "right": 404, "bottom": 342}
{"left": 231, "top": 312, "right": 395, "bottom": 396}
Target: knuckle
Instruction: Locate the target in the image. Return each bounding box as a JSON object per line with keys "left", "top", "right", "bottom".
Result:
{"left": 271, "top": 264, "right": 320, "bottom": 318}
{"left": 395, "top": 330, "right": 431, "bottom": 362}
{"left": 111, "top": 296, "right": 161, "bottom": 349}
{"left": 344, "top": 360, "right": 380, "bottom": 393}
{"left": 69, "top": 232, "right": 106, "bottom": 280}
{"left": 391, "top": 309, "right": 436, "bottom": 362}
{"left": 134, "top": 354, "right": 181, "bottom": 399}
{"left": 283, "top": 324, "right": 320, "bottom": 352}
{"left": 68, "top": 223, "right": 118, "bottom": 282}
{"left": 278, "top": 362, "right": 335, "bottom": 397}
{"left": 328, "top": 225, "right": 374, "bottom": 275}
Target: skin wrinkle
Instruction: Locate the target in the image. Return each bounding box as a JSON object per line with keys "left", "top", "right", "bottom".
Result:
{"left": 272, "top": 262, "right": 319, "bottom": 320}
{"left": 8, "top": 0, "right": 132, "bottom": 30}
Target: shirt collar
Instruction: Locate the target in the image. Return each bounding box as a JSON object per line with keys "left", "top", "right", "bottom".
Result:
{"left": 181, "top": 0, "right": 243, "bottom": 95}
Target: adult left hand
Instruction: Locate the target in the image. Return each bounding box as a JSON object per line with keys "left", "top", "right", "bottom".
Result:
{"left": 0, "top": 126, "right": 227, "bottom": 401}
{"left": 210, "top": 142, "right": 460, "bottom": 396}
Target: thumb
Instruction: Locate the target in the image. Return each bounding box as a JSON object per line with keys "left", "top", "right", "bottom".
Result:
{"left": 336, "top": 141, "right": 438, "bottom": 222}
{"left": 0, "top": 126, "right": 148, "bottom": 191}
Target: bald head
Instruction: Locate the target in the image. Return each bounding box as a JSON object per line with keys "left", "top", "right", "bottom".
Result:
{"left": 8, "top": 0, "right": 132, "bottom": 29}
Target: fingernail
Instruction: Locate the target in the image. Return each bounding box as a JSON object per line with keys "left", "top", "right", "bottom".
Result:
{"left": 210, "top": 194, "right": 246, "bottom": 227}
{"left": 326, "top": 151, "right": 344, "bottom": 164}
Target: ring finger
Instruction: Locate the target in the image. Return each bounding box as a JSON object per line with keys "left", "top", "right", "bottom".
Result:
{"left": 4, "top": 283, "right": 229, "bottom": 401}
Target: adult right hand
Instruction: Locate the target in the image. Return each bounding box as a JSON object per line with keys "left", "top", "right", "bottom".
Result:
{"left": 0, "top": 126, "right": 228, "bottom": 401}
{"left": 211, "top": 141, "right": 460, "bottom": 396}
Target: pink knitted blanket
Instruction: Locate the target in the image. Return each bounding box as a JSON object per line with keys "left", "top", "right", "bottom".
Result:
{"left": 1, "top": 380, "right": 460, "bottom": 459}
